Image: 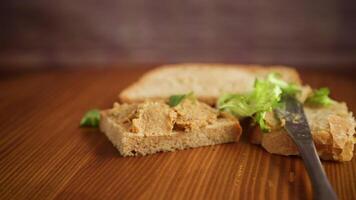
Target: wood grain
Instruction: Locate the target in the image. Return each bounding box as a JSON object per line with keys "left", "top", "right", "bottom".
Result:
{"left": 0, "top": 66, "right": 355, "bottom": 200}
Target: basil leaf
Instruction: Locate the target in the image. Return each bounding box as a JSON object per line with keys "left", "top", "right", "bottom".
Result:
{"left": 80, "top": 109, "right": 100, "bottom": 127}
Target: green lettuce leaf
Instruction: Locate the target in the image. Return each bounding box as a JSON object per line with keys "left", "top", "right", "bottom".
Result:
{"left": 168, "top": 92, "right": 196, "bottom": 107}
{"left": 255, "top": 111, "right": 270, "bottom": 132}
{"left": 80, "top": 109, "right": 100, "bottom": 127}
{"left": 306, "top": 87, "right": 333, "bottom": 106}
{"left": 218, "top": 80, "right": 282, "bottom": 117}
{"left": 218, "top": 78, "right": 283, "bottom": 132}
{"left": 267, "top": 73, "right": 300, "bottom": 95}
{"left": 218, "top": 73, "right": 335, "bottom": 132}
{"left": 217, "top": 73, "right": 301, "bottom": 132}
{"left": 250, "top": 79, "right": 283, "bottom": 112}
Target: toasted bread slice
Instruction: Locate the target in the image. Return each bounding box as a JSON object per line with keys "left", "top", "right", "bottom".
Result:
{"left": 250, "top": 102, "right": 356, "bottom": 161}
{"left": 100, "top": 100, "right": 242, "bottom": 156}
{"left": 119, "top": 63, "right": 301, "bottom": 105}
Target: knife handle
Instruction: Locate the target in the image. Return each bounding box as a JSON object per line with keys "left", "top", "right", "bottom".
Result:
{"left": 295, "top": 140, "right": 338, "bottom": 200}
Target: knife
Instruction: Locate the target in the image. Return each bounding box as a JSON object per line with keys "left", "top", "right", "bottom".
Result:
{"left": 274, "top": 95, "right": 338, "bottom": 200}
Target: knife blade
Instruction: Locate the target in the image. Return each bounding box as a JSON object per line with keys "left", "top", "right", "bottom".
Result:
{"left": 274, "top": 95, "right": 338, "bottom": 200}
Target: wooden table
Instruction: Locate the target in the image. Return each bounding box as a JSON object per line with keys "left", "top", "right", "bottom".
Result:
{"left": 1, "top": 66, "right": 355, "bottom": 199}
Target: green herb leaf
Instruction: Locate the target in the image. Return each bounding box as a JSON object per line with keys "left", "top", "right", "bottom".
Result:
{"left": 255, "top": 111, "right": 270, "bottom": 133}
{"left": 250, "top": 79, "right": 283, "bottom": 112}
{"left": 80, "top": 109, "right": 100, "bottom": 127}
{"left": 218, "top": 94, "right": 253, "bottom": 117}
{"left": 168, "top": 92, "right": 195, "bottom": 107}
{"left": 218, "top": 73, "right": 334, "bottom": 132}
{"left": 306, "top": 87, "right": 333, "bottom": 106}
{"left": 168, "top": 94, "right": 187, "bottom": 107}
{"left": 218, "top": 79, "right": 282, "bottom": 119}
{"left": 217, "top": 73, "right": 301, "bottom": 132}
{"left": 267, "top": 73, "right": 300, "bottom": 95}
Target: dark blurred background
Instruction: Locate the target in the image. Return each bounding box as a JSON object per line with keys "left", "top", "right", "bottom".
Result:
{"left": 1, "top": 0, "right": 356, "bottom": 70}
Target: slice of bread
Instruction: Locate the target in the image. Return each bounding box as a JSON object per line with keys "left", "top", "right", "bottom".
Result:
{"left": 119, "top": 63, "right": 302, "bottom": 105}
{"left": 100, "top": 100, "right": 242, "bottom": 156}
{"left": 249, "top": 102, "right": 356, "bottom": 161}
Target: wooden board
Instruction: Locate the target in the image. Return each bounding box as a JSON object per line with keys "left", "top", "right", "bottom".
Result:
{"left": 0, "top": 66, "right": 355, "bottom": 200}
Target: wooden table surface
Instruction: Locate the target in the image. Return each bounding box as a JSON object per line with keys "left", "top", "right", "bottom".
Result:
{"left": 1, "top": 66, "right": 355, "bottom": 200}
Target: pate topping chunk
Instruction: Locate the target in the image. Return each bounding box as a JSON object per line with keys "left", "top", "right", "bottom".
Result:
{"left": 108, "top": 100, "right": 220, "bottom": 135}
{"left": 173, "top": 99, "right": 217, "bottom": 131}
{"left": 131, "top": 102, "right": 177, "bottom": 136}
{"left": 108, "top": 103, "right": 138, "bottom": 124}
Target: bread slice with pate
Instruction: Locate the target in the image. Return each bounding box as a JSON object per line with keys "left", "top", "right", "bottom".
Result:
{"left": 100, "top": 99, "right": 242, "bottom": 156}
{"left": 249, "top": 102, "right": 355, "bottom": 161}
